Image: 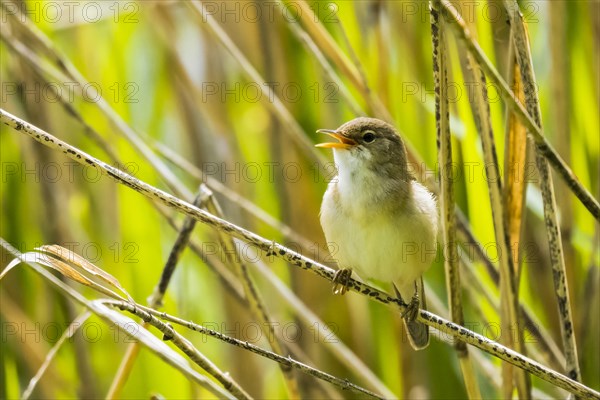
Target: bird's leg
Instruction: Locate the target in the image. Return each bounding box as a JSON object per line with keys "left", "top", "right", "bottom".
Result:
{"left": 396, "top": 281, "right": 420, "bottom": 322}
{"left": 332, "top": 268, "right": 353, "bottom": 295}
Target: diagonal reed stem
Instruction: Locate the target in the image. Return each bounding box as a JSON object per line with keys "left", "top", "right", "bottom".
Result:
{"left": 3, "top": 108, "right": 598, "bottom": 399}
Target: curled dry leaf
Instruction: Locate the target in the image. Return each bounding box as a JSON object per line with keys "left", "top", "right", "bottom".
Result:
{"left": 2, "top": 245, "right": 133, "bottom": 303}
{"left": 36, "top": 245, "right": 134, "bottom": 302}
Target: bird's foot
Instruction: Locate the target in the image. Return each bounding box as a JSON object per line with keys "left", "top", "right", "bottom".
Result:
{"left": 332, "top": 268, "right": 353, "bottom": 295}
{"left": 399, "top": 281, "right": 421, "bottom": 321}
{"left": 401, "top": 291, "right": 420, "bottom": 321}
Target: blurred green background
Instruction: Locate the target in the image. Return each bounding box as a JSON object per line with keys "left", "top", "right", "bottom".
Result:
{"left": 1, "top": 0, "right": 598, "bottom": 398}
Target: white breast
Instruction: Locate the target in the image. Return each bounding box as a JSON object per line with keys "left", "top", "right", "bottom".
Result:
{"left": 320, "top": 150, "right": 438, "bottom": 296}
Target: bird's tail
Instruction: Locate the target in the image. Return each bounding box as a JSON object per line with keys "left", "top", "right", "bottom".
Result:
{"left": 404, "top": 317, "right": 429, "bottom": 350}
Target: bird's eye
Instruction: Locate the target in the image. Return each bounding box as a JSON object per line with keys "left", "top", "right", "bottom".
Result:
{"left": 362, "top": 131, "right": 376, "bottom": 143}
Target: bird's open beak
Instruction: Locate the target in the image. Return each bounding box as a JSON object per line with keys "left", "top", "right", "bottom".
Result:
{"left": 315, "top": 129, "right": 357, "bottom": 149}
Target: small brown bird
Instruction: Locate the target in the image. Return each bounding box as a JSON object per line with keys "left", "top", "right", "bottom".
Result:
{"left": 316, "top": 117, "right": 438, "bottom": 350}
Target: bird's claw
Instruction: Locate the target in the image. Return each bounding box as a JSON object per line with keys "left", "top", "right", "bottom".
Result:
{"left": 401, "top": 291, "right": 420, "bottom": 322}
{"left": 332, "top": 269, "right": 352, "bottom": 295}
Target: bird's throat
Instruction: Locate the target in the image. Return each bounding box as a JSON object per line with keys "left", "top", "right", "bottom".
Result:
{"left": 332, "top": 149, "right": 411, "bottom": 209}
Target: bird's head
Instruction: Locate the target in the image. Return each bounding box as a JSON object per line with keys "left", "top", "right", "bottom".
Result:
{"left": 315, "top": 117, "right": 412, "bottom": 182}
